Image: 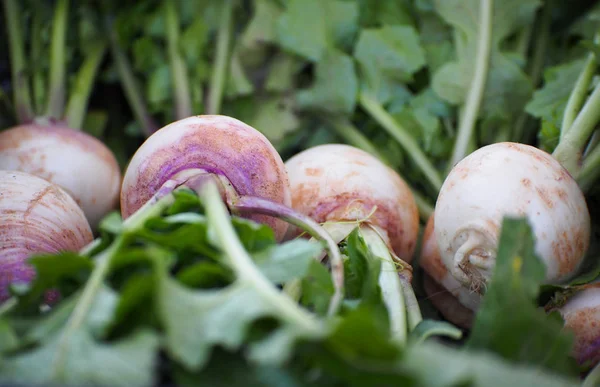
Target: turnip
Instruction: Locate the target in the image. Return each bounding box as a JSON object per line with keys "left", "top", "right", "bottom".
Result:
{"left": 555, "top": 285, "right": 600, "bottom": 368}
{"left": 0, "top": 170, "right": 93, "bottom": 303}
{"left": 419, "top": 213, "right": 475, "bottom": 329}
{"left": 284, "top": 144, "right": 422, "bottom": 342}
{"left": 120, "top": 115, "right": 345, "bottom": 315}
{"left": 0, "top": 0, "right": 121, "bottom": 230}
{"left": 431, "top": 142, "right": 590, "bottom": 312}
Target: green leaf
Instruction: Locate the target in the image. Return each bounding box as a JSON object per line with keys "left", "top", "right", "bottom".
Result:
{"left": 403, "top": 340, "right": 581, "bottom": 387}
{"left": 431, "top": 0, "right": 541, "bottom": 125}
{"left": 0, "top": 283, "right": 159, "bottom": 387}
{"left": 265, "top": 54, "right": 302, "bottom": 92}
{"left": 299, "top": 260, "right": 336, "bottom": 317}
{"left": 15, "top": 252, "right": 93, "bottom": 307}
{"left": 239, "top": 0, "right": 284, "bottom": 67}
{"left": 245, "top": 95, "right": 301, "bottom": 144}
{"left": 226, "top": 48, "right": 255, "bottom": 98}
{"left": 180, "top": 18, "right": 209, "bottom": 66}
{"left": 296, "top": 50, "right": 358, "bottom": 114}
{"left": 146, "top": 64, "right": 172, "bottom": 111}
{"left": 0, "top": 320, "right": 19, "bottom": 352}
{"left": 153, "top": 250, "right": 325, "bottom": 370}
{"left": 353, "top": 25, "right": 426, "bottom": 104}
{"left": 253, "top": 239, "right": 323, "bottom": 284}
{"left": 356, "top": 0, "right": 415, "bottom": 28}
{"left": 466, "top": 217, "right": 579, "bottom": 376}
{"left": 525, "top": 58, "right": 587, "bottom": 131}
{"left": 275, "top": 0, "right": 359, "bottom": 62}
{"left": 0, "top": 328, "right": 160, "bottom": 387}
{"left": 132, "top": 36, "right": 164, "bottom": 73}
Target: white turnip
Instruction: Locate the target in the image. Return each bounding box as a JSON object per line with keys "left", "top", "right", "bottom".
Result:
{"left": 1, "top": 0, "right": 121, "bottom": 230}
{"left": 284, "top": 144, "right": 421, "bottom": 342}
{"left": 434, "top": 142, "right": 590, "bottom": 310}
{"left": 419, "top": 213, "right": 475, "bottom": 328}
{"left": 557, "top": 286, "right": 600, "bottom": 368}
{"left": 284, "top": 144, "right": 419, "bottom": 261}
{"left": 0, "top": 170, "right": 93, "bottom": 303}
{"left": 0, "top": 122, "right": 121, "bottom": 230}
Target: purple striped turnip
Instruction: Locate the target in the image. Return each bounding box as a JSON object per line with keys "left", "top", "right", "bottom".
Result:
{"left": 0, "top": 170, "right": 93, "bottom": 303}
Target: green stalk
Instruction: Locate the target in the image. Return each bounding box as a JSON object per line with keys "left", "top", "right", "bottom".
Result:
{"left": 449, "top": 0, "right": 492, "bottom": 167}
{"left": 360, "top": 226, "right": 408, "bottom": 344}
{"left": 359, "top": 93, "right": 443, "bottom": 191}
{"left": 164, "top": 0, "right": 193, "bottom": 120}
{"left": 52, "top": 190, "right": 176, "bottom": 380}
{"left": 560, "top": 34, "right": 599, "bottom": 140}
{"left": 552, "top": 82, "right": 600, "bottom": 177}
{"left": 584, "top": 361, "right": 600, "bottom": 387}
{"left": 65, "top": 42, "right": 107, "bottom": 130}
{"left": 515, "top": 23, "right": 533, "bottom": 58}
{"left": 206, "top": 0, "right": 234, "bottom": 115}
{"left": 200, "top": 181, "right": 324, "bottom": 334}
{"left": 514, "top": 2, "right": 552, "bottom": 143}
{"left": 576, "top": 142, "right": 600, "bottom": 192}
{"left": 107, "top": 24, "right": 158, "bottom": 137}
{"left": 30, "top": 7, "right": 45, "bottom": 115}
{"left": 45, "top": 0, "right": 69, "bottom": 119}
{"left": 584, "top": 130, "right": 600, "bottom": 158}
{"left": 2, "top": 0, "right": 34, "bottom": 122}
{"left": 325, "top": 116, "right": 389, "bottom": 163}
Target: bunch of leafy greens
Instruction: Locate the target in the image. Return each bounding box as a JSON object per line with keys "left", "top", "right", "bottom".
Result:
{"left": 92, "top": 0, "right": 597, "bottom": 212}
{"left": 0, "top": 179, "right": 583, "bottom": 386}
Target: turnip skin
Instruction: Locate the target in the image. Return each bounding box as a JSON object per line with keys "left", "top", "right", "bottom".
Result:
{"left": 420, "top": 213, "right": 476, "bottom": 327}
{"left": 0, "top": 122, "right": 122, "bottom": 230}
{"left": 0, "top": 170, "right": 93, "bottom": 303}
{"left": 120, "top": 115, "right": 292, "bottom": 241}
{"left": 558, "top": 286, "right": 600, "bottom": 367}
{"left": 434, "top": 142, "right": 590, "bottom": 294}
{"left": 283, "top": 144, "right": 419, "bottom": 262}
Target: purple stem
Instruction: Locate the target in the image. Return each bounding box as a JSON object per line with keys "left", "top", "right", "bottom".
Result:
{"left": 231, "top": 195, "right": 344, "bottom": 316}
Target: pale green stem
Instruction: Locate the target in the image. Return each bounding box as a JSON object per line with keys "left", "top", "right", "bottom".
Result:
{"left": 200, "top": 182, "right": 324, "bottom": 334}
{"left": 65, "top": 42, "right": 107, "bottom": 130}
{"left": 165, "top": 0, "right": 193, "bottom": 120}
{"left": 51, "top": 190, "right": 178, "bottom": 379}
{"left": 359, "top": 93, "right": 443, "bottom": 191}
{"left": 449, "top": 0, "right": 493, "bottom": 167}
{"left": 206, "top": 0, "right": 234, "bottom": 115}
{"left": 325, "top": 116, "right": 389, "bottom": 163}
{"left": 360, "top": 226, "right": 408, "bottom": 344}
{"left": 576, "top": 142, "right": 600, "bottom": 193}
{"left": 515, "top": 23, "right": 533, "bottom": 58}
{"left": 560, "top": 34, "right": 600, "bottom": 140}
{"left": 552, "top": 82, "right": 600, "bottom": 177}
{"left": 31, "top": 7, "right": 45, "bottom": 115}
{"left": 514, "top": 1, "right": 552, "bottom": 142}
{"left": 2, "top": 0, "right": 34, "bottom": 122}
{"left": 107, "top": 25, "right": 158, "bottom": 137}
{"left": 584, "top": 361, "right": 600, "bottom": 387}
{"left": 45, "top": 0, "right": 69, "bottom": 119}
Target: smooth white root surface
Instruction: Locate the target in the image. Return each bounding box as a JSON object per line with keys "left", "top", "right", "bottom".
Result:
{"left": 0, "top": 125, "right": 122, "bottom": 230}
{"left": 284, "top": 143, "right": 419, "bottom": 261}
{"left": 434, "top": 142, "right": 590, "bottom": 305}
